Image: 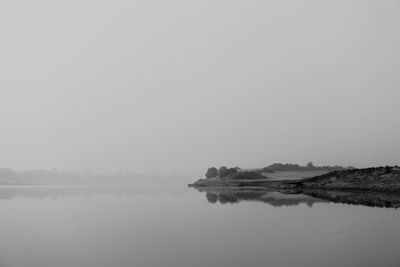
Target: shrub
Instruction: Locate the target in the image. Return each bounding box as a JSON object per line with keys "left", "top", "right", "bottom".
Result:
{"left": 205, "top": 167, "right": 218, "bottom": 179}
{"left": 218, "top": 166, "right": 237, "bottom": 178}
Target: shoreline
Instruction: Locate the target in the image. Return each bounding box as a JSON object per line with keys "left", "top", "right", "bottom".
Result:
{"left": 189, "top": 166, "right": 400, "bottom": 194}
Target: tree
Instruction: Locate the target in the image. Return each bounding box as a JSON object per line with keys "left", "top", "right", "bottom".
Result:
{"left": 218, "top": 166, "right": 228, "bottom": 177}
{"left": 218, "top": 166, "right": 237, "bottom": 178}
{"left": 205, "top": 167, "right": 218, "bottom": 178}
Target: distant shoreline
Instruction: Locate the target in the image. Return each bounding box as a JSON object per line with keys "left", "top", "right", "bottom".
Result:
{"left": 189, "top": 166, "right": 400, "bottom": 194}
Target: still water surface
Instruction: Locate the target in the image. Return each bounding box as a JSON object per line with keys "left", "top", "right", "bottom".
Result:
{"left": 0, "top": 184, "right": 398, "bottom": 267}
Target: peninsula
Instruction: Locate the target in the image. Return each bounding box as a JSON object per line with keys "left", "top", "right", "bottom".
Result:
{"left": 189, "top": 163, "right": 400, "bottom": 194}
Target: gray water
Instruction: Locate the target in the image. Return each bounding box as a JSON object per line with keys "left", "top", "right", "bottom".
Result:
{"left": 0, "top": 184, "right": 399, "bottom": 267}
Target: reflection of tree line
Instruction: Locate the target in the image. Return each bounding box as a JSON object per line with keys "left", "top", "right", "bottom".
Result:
{"left": 197, "top": 188, "right": 400, "bottom": 208}
{"left": 202, "top": 189, "right": 322, "bottom": 207}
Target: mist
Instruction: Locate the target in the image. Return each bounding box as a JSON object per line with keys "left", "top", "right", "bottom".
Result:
{"left": 1, "top": 0, "right": 399, "bottom": 176}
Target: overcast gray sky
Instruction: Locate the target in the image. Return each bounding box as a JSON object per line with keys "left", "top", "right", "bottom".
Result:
{"left": 0, "top": 0, "right": 399, "bottom": 175}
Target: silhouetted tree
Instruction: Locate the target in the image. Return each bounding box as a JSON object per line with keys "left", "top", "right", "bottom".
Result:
{"left": 205, "top": 192, "right": 218, "bottom": 203}
{"left": 218, "top": 166, "right": 228, "bottom": 177}
{"left": 205, "top": 167, "right": 218, "bottom": 178}
{"left": 218, "top": 166, "right": 237, "bottom": 178}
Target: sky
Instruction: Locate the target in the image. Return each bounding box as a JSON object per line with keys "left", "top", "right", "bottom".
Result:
{"left": 0, "top": 0, "right": 399, "bottom": 175}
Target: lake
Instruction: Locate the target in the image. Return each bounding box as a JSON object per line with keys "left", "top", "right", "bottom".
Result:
{"left": 0, "top": 184, "right": 398, "bottom": 267}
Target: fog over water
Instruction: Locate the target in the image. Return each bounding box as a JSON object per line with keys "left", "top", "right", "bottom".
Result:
{"left": 1, "top": 2, "right": 399, "bottom": 266}
{"left": 0, "top": 185, "right": 399, "bottom": 267}
{"left": 1, "top": 0, "right": 400, "bottom": 175}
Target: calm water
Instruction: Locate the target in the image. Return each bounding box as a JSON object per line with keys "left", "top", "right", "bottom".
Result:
{"left": 0, "top": 184, "right": 399, "bottom": 267}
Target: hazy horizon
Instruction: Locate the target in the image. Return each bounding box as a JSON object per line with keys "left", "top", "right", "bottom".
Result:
{"left": 1, "top": 0, "right": 399, "bottom": 175}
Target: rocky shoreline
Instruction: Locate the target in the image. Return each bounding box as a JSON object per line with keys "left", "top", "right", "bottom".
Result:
{"left": 189, "top": 166, "right": 400, "bottom": 194}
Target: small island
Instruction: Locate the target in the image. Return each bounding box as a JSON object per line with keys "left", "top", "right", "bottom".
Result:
{"left": 189, "top": 163, "right": 400, "bottom": 194}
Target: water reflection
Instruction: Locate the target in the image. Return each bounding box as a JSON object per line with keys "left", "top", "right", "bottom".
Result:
{"left": 0, "top": 185, "right": 398, "bottom": 267}
{"left": 302, "top": 189, "right": 400, "bottom": 208}
{"left": 0, "top": 184, "right": 186, "bottom": 200}
{"left": 197, "top": 187, "right": 325, "bottom": 207}
{"left": 194, "top": 187, "right": 400, "bottom": 208}
{"left": 4, "top": 185, "right": 399, "bottom": 209}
